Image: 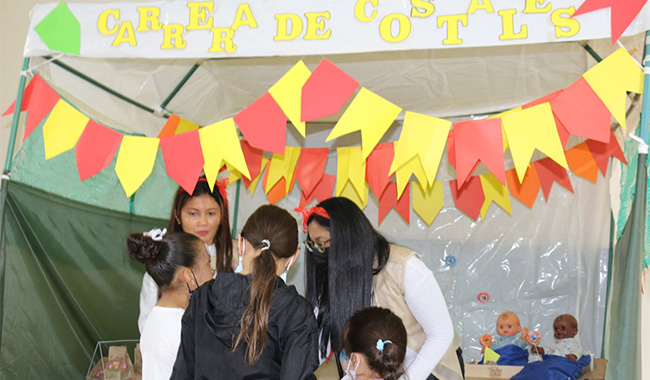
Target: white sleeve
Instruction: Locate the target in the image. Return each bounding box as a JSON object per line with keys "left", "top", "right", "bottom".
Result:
{"left": 401, "top": 256, "right": 454, "bottom": 380}
{"left": 138, "top": 272, "right": 159, "bottom": 334}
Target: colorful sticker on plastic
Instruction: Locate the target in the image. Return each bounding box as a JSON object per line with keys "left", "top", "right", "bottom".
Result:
{"left": 478, "top": 292, "right": 490, "bottom": 303}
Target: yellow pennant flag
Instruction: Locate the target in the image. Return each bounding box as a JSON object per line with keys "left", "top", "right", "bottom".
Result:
{"left": 336, "top": 146, "right": 366, "bottom": 200}
{"left": 412, "top": 180, "right": 444, "bottom": 226}
{"left": 327, "top": 88, "right": 402, "bottom": 160}
{"left": 268, "top": 61, "right": 311, "bottom": 137}
{"left": 394, "top": 142, "right": 429, "bottom": 198}
{"left": 265, "top": 146, "right": 301, "bottom": 194}
{"left": 115, "top": 136, "right": 160, "bottom": 197}
{"left": 484, "top": 347, "right": 501, "bottom": 364}
{"left": 502, "top": 103, "right": 568, "bottom": 183}
{"left": 340, "top": 181, "right": 368, "bottom": 209}
{"left": 43, "top": 99, "right": 89, "bottom": 159}
{"left": 200, "top": 118, "right": 251, "bottom": 191}
{"left": 583, "top": 47, "right": 645, "bottom": 130}
{"left": 175, "top": 117, "right": 200, "bottom": 135}
{"left": 248, "top": 157, "right": 268, "bottom": 196}
{"left": 489, "top": 107, "right": 520, "bottom": 153}
{"left": 390, "top": 112, "right": 450, "bottom": 187}
{"left": 479, "top": 173, "right": 512, "bottom": 220}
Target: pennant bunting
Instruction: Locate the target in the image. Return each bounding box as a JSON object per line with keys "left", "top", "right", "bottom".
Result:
{"left": 505, "top": 165, "right": 541, "bottom": 208}
{"left": 268, "top": 60, "right": 311, "bottom": 136}
{"left": 453, "top": 118, "right": 505, "bottom": 187}
{"left": 378, "top": 182, "right": 410, "bottom": 225}
{"left": 34, "top": 2, "right": 81, "bottom": 55}
{"left": 262, "top": 165, "right": 296, "bottom": 204}
{"left": 161, "top": 129, "right": 204, "bottom": 194}
{"left": 572, "top": 0, "right": 649, "bottom": 44}
{"left": 158, "top": 114, "right": 200, "bottom": 138}
{"left": 240, "top": 140, "right": 265, "bottom": 189}
{"left": 585, "top": 130, "right": 627, "bottom": 175}
{"left": 336, "top": 146, "right": 366, "bottom": 200}
{"left": 295, "top": 148, "right": 329, "bottom": 196}
{"left": 244, "top": 157, "right": 269, "bottom": 195}
{"left": 489, "top": 108, "right": 521, "bottom": 153}
{"left": 582, "top": 47, "right": 645, "bottom": 129}
{"left": 200, "top": 118, "right": 251, "bottom": 191}
{"left": 299, "top": 173, "right": 336, "bottom": 208}
{"left": 301, "top": 59, "right": 359, "bottom": 122}
{"left": 42, "top": 99, "right": 89, "bottom": 159}
{"left": 326, "top": 88, "right": 401, "bottom": 160}
{"left": 450, "top": 176, "right": 485, "bottom": 221}
{"left": 366, "top": 142, "right": 394, "bottom": 198}
{"left": 265, "top": 146, "right": 301, "bottom": 194}
{"left": 502, "top": 103, "right": 568, "bottom": 183}
{"left": 412, "top": 180, "right": 444, "bottom": 226}
{"left": 115, "top": 136, "right": 160, "bottom": 197}
{"left": 3, "top": 74, "right": 61, "bottom": 141}
{"left": 75, "top": 120, "right": 123, "bottom": 181}
{"left": 523, "top": 90, "right": 570, "bottom": 148}
{"left": 550, "top": 77, "right": 611, "bottom": 143}
{"left": 234, "top": 92, "right": 287, "bottom": 154}
{"left": 479, "top": 173, "right": 512, "bottom": 219}
{"left": 395, "top": 154, "right": 428, "bottom": 199}
{"left": 340, "top": 181, "right": 369, "bottom": 209}
{"left": 533, "top": 157, "right": 574, "bottom": 201}
{"left": 565, "top": 142, "right": 600, "bottom": 183}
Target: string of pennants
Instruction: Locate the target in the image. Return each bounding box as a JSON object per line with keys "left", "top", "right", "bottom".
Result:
{"left": 3, "top": 48, "right": 644, "bottom": 225}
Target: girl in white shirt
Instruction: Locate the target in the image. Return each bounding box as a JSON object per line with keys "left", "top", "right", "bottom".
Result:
{"left": 128, "top": 231, "right": 213, "bottom": 380}
{"left": 138, "top": 178, "right": 234, "bottom": 332}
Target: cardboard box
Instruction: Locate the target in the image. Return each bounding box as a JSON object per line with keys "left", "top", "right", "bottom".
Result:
{"left": 465, "top": 358, "right": 607, "bottom": 380}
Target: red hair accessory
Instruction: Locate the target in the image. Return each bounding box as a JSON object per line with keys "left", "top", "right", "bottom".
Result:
{"left": 294, "top": 206, "right": 329, "bottom": 233}
{"left": 195, "top": 177, "right": 229, "bottom": 207}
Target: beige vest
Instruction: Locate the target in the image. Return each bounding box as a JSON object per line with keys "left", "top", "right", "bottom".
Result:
{"left": 373, "top": 245, "right": 463, "bottom": 380}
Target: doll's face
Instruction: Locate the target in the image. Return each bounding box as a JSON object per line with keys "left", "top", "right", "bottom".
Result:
{"left": 553, "top": 316, "right": 578, "bottom": 340}
{"left": 497, "top": 313, "right": 521, "bottom": 337}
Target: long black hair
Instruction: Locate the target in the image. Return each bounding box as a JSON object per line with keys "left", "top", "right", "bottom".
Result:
{"left": 304, "top": 197, "right": 390, "bottom": 357}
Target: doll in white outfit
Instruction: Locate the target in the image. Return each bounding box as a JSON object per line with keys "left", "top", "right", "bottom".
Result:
{"left": 532, "top": 314, "right": 582, "bottom": 361}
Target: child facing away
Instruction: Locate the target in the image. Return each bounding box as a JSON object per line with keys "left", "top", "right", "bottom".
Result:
{"left": 339, "top": 307, "right": 407, "bottom": 380}
{"left": 531, "top": 314, "right": 582, "bottom": 361}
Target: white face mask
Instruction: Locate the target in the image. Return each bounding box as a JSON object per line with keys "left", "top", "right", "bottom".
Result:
{"left": 235, "top": 239, "right": 245, "bottom": 274}
{"left": 279, "top": 254, "right": 296, "bottom": 282}
{"left": 341, "top": 354, "right": 359, "bottom": 380}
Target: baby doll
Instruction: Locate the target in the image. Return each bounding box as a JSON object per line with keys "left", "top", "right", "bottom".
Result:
{"left": 532, "top": 314, "right": 582, "bottom": 361}
{"left": 487, "top": 311, "right": 529, "bottom": 351}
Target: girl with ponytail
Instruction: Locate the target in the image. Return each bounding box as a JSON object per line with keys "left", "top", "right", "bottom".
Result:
{"left": 171, "top": 205, "right": 319, "bottom": 380}
{"left": 340, "top": 307, "right": 408, "bottom": 380}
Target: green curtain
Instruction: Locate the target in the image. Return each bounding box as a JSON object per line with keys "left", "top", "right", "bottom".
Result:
{"left": 605, "top": 153, "right": 647, "bottom": 379}
{"left": 0, "top": 181, "right": 165, "bottom": 379}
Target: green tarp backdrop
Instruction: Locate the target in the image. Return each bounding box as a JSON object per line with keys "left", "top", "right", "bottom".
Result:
{"left": 0, "top": 181, "right": 163, "bottom": 379}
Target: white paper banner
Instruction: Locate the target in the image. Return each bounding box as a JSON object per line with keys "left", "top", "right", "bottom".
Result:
{"left": 24, "top": 0, "right": 650, "bottom": 59}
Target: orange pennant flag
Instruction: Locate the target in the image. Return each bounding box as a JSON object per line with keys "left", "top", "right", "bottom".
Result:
{"left": 565, "top": 142, "right": 600, "bottom": 183}
{"left": 505, "top": 165, "right": 541, "bottom": 209}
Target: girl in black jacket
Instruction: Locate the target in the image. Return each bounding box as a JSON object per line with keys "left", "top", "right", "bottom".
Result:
{"left": 171, "top": 205, "right": 319, "bottom": 380}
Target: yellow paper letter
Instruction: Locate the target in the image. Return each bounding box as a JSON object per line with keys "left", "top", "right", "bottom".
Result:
{"left": 187, "top": 1, "right": 214, "bottom": 30}
{"left": 305, "top": 12, "right": 331, "bottom": 40}
{"left": 209, "top": 27, "right": 237, "bottom": 53}
{"left": 380, "top": 14, "right": 411, "bottom": 43}
{"left": 275, "top": 14, "right": 303, "bottom": 41}
{"left": 112, "top": 21, "right": 137, "bottom": 46}
{"left": 468, "top": 0, "right": 494, "bottom": 14}
{"left": 499, "top": 9, "right": 528, "bottom": 40}
{"left": 411, "top": 0, "right": 435, "bottom": 18}
{"left": 98, "top": 9, "right": 120, "bottom": 35}
{"left": 437, "top": 14, "right": 468, "bottom": 45}
{"left": 523, "top": 0, "right": 552, "bottom": 13}
{"left": 231, "top": 3, "right": 258, "bottom": 30}
{"left": 551, "top": 7, "right": 578, "bottom": 38}
{"left": 136, "top": 7, "right": 162, "bottom": 31}
{"left": 355, "top": 0, "right": 378, "bottom": 22}
{"left": 161, "top": 24, "right": 186, "bottom": 49}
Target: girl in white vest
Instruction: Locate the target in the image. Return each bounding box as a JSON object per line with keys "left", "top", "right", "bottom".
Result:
{"left": 299, "top": 197, "right": 464, "bottom": 380}
{"left": 138, "top": 177, "right": 235, "bottom": 332}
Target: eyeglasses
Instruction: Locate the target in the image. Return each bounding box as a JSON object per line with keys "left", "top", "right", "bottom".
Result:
{"left": 303, "top": 238, "right": 330, "bottom": 254}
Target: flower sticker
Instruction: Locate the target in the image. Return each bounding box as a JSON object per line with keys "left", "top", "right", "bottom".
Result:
{"left": 478, "top": 292, "right": 489, "bottom": 303}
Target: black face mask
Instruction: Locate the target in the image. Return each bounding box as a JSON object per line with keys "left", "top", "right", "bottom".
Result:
{"left": 311, "top": 248, "right": 328, "bottom": 267}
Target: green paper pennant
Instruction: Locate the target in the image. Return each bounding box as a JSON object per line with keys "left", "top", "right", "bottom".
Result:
{"left": 35, "top": 2, "right": 80, "bottom": 55}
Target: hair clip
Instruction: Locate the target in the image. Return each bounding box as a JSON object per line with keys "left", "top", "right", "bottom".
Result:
{"left": 143, "top": 228, "right": 167, "bottom": 241}
{"left": 376, "top": 338, "right": 392, "bottom": 352}
{"left": 261, "top": 239, "right": 271, "bottom": 251}
{"left": 293, "top": 206, "right": 330, "bottom": 233}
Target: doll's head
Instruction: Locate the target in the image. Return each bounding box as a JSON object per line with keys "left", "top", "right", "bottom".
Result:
{"left": 553, "top": 314, "right": 578, "bottom": 340}
{"left": 496, "top": 311, "right": 522, "bottom": 337}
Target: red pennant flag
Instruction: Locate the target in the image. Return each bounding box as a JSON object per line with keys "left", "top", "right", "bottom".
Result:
{"left": 523, "top": 90, "right": 571, "bottom": 148}
{"left": 3, "top": 74, "right": 60, "bottom": 141}
{"left": 533, "top": 157, "right": 574, "bottom": 202}
{"left": 453, "top": 118, "right": 505, "bottom": 188}
{"left": 295, "top": 148, "right": 329, "bottom": 196}
{"left": 160, "top": 130, "right": 205, "bottom": 194}
{"left": 75, "top": 120, "right": 123, "bottom": 181}
{"left": 366, "top": 142, "right": 394, "bottom": 198}
{"left": 550, "top": 78, "right": 612, "bottom": 143}
{"left": 572, "top": 0, "right": 649, "bottom": 44}
{"left": 240, "top": 140, "right": 265, "bottom": 189}
{"left": 449, "top": 176, "right": 485, "bottom": 220}
{"left": 378, "top": 182, "right": 410, "bottom": 225}
{"left": 565, "top": 142, "right": 600, "bottom": 183}
{"left": 299, "top": 174, "right": 336, "bottom": 208}
{"left": 301, "top": 59, "right": 359, "bottom": 122}
{"left": 234, "top": 93, "right": 287, "bottom": 154}
{"left": 506, "top": 165, "right": 541, "bottom": 208}
{"left": 585, "top": 129, "right": 628, "bottom": 175}
{"left": 158, "top": 114, "right": 181, "bottom": 138}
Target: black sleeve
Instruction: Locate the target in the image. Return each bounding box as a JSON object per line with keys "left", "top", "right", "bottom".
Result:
{"left": 170, "top": 289, "right": 198, "bottom": 379}
{"left": 280, "top": 298, "right": 319, "bottom": 380}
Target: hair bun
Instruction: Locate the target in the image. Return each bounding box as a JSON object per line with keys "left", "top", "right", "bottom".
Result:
{"left": 127, "top": 233, "right": 162, "bottom": 264}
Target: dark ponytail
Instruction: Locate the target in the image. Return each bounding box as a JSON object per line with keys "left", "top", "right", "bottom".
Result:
{"left": 340, "top": 307, "right": 407, "bottom": 380}
{"left": 127, "top": 232, "right": 203, "bottom": 290}
{"left": 234, "top": 205, "right": 298, "bottom": 365}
